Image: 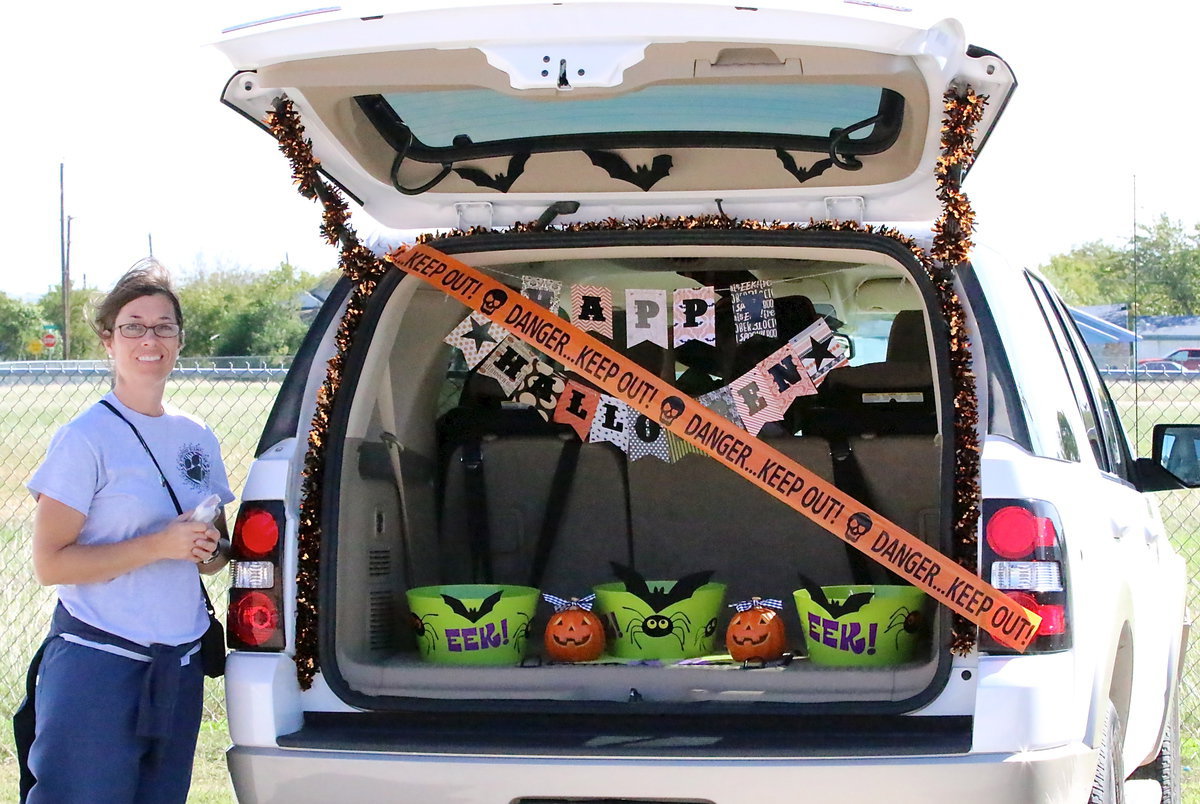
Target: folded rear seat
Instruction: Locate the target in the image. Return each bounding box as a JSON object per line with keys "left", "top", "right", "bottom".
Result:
{"left": 626, "top": 437, "right": 854, "bottom": 604}
{"left": 438, "top": 404, "right": 632, "bottom": 597}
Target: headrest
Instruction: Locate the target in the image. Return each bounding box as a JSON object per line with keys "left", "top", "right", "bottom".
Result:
{"left": 886, "top": 310, "right": 927, "bottom": 363}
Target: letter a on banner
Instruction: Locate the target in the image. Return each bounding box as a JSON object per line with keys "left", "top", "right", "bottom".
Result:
{"left": 626, "top": 289, "right": 668, "bottom": 348}
{"left": 673, "top": 287, "right": 716, "bottom": 347}
{"left": 571, "top": 284, "right": 613, "bottom": 339}
{"left": 553, "top": 380, "right": 600, "bottom": 440}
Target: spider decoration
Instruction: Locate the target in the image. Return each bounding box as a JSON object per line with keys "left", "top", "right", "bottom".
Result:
{"left": 609, "top": 563, "right": 715, "bottom": 650}
{"left": 409, "top": 611, "right": 440, "bottom": 653}
{"left": 698, "top": 616, "right": 719, "bottom": 647}
{"left": 621, "top": 608, "right": 693, "bottom": 650}
{"left": 884, "top": 606, "right": 924, "bottom": 649}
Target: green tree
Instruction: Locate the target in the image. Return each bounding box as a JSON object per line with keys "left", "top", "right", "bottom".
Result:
{"left": 36, "top": 284, "right": 105, "bottom": 359}
{"left": 1040, "top": 216, "right": 1200, "bottom": 316}
{"left": 0, "top": 292, "right": 44, "bottom": 360}
{"left": 178, "top": 262, "right": 323, "bottom": 357}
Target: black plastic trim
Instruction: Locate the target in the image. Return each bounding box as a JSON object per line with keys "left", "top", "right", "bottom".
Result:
{"left": 317, "top": 227, "right": 957, "bottom": 719}
{"left": 355, "top": 90, "right": 905, "bottom": 164}
{"left": 959, "top": 263, "right": 1031, "bottom": 450}
{"left": 278, "top": 710, "right": 973, "bottom": 758}
{"left": 254, "top": 276, "right": 354, "bottom": 456}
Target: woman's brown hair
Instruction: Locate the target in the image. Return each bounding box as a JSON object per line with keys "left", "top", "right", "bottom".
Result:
{"left": 90, "top": 258, "right": 184, "bottom": 341}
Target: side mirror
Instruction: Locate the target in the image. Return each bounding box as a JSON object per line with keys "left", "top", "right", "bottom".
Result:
{"left": 1146, "top": 424, "right": 1200, "bottom": 489}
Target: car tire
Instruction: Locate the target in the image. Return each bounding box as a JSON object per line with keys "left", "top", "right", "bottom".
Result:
{"left": 1130, "top": 688, "right": 1181, "bottom": 804}
{"left": 1089, "top": 701, "right": 1126, "bottom": 804}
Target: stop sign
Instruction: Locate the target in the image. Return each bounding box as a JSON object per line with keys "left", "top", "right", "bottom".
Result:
{"left": 41, "top": 332, "right": 57, "bottom": 349}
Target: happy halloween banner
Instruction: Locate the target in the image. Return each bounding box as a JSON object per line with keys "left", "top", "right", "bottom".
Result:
{"left": 387, "top": 244, "right": 1041, "bottom": 651}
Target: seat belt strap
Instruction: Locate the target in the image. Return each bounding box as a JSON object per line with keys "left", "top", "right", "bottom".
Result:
{"left": 529, "top": 437, "right": 583, "bottom": 588}
{"left": 461, "top": 438, "right": 493, "bottom": 583}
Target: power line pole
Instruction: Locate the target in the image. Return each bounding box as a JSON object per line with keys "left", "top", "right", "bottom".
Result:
{"left": 59, "top": 163, "right": 71, "bottom": 359}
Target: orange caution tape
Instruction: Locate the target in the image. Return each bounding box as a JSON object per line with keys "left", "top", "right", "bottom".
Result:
{"left": 387, "top": 244, "right": 1041, "bottom": 652}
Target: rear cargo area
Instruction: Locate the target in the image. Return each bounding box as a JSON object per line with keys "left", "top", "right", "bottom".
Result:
{"left": 322, "top": 241, "right": 952, "bottom": 708}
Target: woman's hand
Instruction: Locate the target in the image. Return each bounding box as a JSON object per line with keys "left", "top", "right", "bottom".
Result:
{"left": 153, "top": 516, "right": 220, "bottom": 564}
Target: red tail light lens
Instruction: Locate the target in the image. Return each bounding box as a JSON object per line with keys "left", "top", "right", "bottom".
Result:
{"left": 234, "top": 508, "right": 279, "bottom": 559}
{"left": 981, "top": 499, "right": 1070, "bottom": 654}
{"left": 985, "top": 505, "right": 1057, "bottom": 559}
{"left": 229, "top": 591, "right": 281, "bottom": 647}
{"left": 227, "top": 500, "right": 285, "bottom": 651}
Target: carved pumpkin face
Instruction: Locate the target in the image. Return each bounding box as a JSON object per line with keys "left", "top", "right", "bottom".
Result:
{"left": 544, "top": 607, "right": 606, "bottom": 662}
{"left": 725, "top": 605, "right": 787, "bottom": 662}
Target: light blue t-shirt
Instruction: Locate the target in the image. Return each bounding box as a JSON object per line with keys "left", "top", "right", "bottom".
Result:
{"left": 28, "top": 392, "right": 235, "bottom": 647}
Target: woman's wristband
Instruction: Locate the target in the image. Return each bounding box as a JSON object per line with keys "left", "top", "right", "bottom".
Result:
{"left": 201, "top": 537, "right": 230, "bottom": 565}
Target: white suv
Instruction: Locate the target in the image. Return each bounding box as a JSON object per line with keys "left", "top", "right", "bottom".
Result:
{"left": 215, "top": 4, "right": 1191, "bottom": 802}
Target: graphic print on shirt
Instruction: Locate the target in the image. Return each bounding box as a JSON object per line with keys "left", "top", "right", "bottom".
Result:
{"left": 177, "top": 443, "right": 212, "bottom": 490}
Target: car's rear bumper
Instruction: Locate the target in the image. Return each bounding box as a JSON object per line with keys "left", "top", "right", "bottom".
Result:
{"left": 227, "top": 741, "right": 1098, "bottom": 803}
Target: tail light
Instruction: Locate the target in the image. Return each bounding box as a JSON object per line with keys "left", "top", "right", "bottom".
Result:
{"left": 228, "top": 501, "right": 285, "bottom": 651}
{"left": 980, "top": 499, "right": 1071, "bottom": 653}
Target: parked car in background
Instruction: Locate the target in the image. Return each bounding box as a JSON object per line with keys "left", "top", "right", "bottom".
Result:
{"left": 213, "top": 3, "right": 1192, "bottom": 802}
{"left": 1138, "top": 360, "right": 1193, "bottom": 376}
{"left": 1155, "top": 349, "right": 1200, "bottom": 370}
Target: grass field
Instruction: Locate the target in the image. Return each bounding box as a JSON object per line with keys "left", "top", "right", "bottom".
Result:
{"left": 0, "top": 372, "right": 1196, "bottom": 801}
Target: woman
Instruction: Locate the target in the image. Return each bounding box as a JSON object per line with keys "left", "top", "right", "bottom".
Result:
{"left": 24, "top": 259, "right": 235, "bottom": 803}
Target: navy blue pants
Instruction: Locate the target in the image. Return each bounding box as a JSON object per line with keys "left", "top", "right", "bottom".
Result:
{"left": 27, "top": 638, "right": 204, "bottom": 804}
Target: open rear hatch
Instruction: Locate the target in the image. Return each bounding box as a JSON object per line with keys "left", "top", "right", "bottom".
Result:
{"left": 217, "top": 1, "right": 1015, "bottom": 230}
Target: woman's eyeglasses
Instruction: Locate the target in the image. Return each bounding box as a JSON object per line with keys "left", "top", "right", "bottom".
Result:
{"left": 115, "top": 323, "right": 182, "bottom": 339}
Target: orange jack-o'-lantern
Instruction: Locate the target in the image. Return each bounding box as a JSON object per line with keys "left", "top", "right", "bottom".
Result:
{"left": 543, "top": 594, "right": 606, "bottom": 662}
{"left": 725, "top": 598, "right": 787, "bottom": 662}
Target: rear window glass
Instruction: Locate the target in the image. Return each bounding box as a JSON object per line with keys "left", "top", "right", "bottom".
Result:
{"left": 380, "top": 84, "right": 891, "bottom": 147}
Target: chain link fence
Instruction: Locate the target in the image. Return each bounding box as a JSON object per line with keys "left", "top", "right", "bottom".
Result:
{"left": 0, "top": 359, "right": 291, "bottom": 755}
{"left": 0, "top": 362, "right": 1195, "bottom": 762}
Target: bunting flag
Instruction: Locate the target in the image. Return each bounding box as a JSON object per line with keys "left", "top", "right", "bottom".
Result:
{"left": 571, "top": 284, "right": 614, "bottom": 338}
{"left": 698, "top": 386, "right": 745, "bottom": 431}
{"left": 729, "top": 366, "right": 788, "bottom": 435}
{"left": 789, "top": 319, "right": 849, "bottom": 386}
{"left": 478, "top": 337, "right": 537, "bottom": 395}
{"left": 444, "top": 312, "right": 506, "bottom": 368}
{"left": 666, "top": 431, "right": 705, "bottom": 462}
{"left": 757, "top": 341, "right": 818, "bottom": 405}
{"left": 553, "top": 380, "right": 601, "bottom": 440}
{"left": 731, "top": 280, "right": 777, "bottom": 343}
{"left": 514, "top": 360, "right": 565, "bottom": 420}
{"left": 673, "top": 287, "right": 716, "bottom": 347}
{"left": 627, "top": 413, "right": 671, "bottom": 462}
{"left": 625, "top": 288, "right": 669, "bottom": 348}
{"left": 589, "top": 395, "right": 630, "bottom": 450}
{"left": 522, "top": 276, "right": 563, "bottom": 312}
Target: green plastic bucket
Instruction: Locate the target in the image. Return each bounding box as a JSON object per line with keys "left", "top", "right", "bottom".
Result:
{"left": 793, "top": 585, "right": 928, "bottom": 667}
{"left": 406, "top": 584, "right": 539, "bottom": 666}
{"left": 593, "top": 580, "right": 727, "bottom": 660}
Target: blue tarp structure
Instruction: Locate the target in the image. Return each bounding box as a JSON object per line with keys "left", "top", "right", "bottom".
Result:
{"left": 1069, "top": 307, "right": 1139, "bottom": 344}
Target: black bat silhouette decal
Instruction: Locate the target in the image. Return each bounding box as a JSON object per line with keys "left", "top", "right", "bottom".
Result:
{"left": 454, "top": 153, "right": 530, "bottom": 193}
{"left": 797, "top": 573, "right": 875, "bottom": 619}
{"left": 441, "top": 590, "right": 504, "bottom": 623}
{"left": 775, "top": 149, "right": 840, "bottom": 185}
{"left": 610, "top": 562, "right": 713, "bottom": 612}
{"left": 584, "top": 150, "right": 673, "bottom": 191}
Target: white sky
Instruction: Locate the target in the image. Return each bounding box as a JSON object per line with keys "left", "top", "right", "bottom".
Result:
{"left": 3, "top": 1, "right": 1198, "bottom": 300}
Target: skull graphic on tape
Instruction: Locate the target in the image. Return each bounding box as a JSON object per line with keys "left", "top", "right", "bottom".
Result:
{"left": 845, "top": 512, "right": 873, "bottom": 543}
{"left": 659, "top": 395, "right": 685, "bottom": 426}
{"left": 480, "top": 288, "right": 508, "bottom": 315}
